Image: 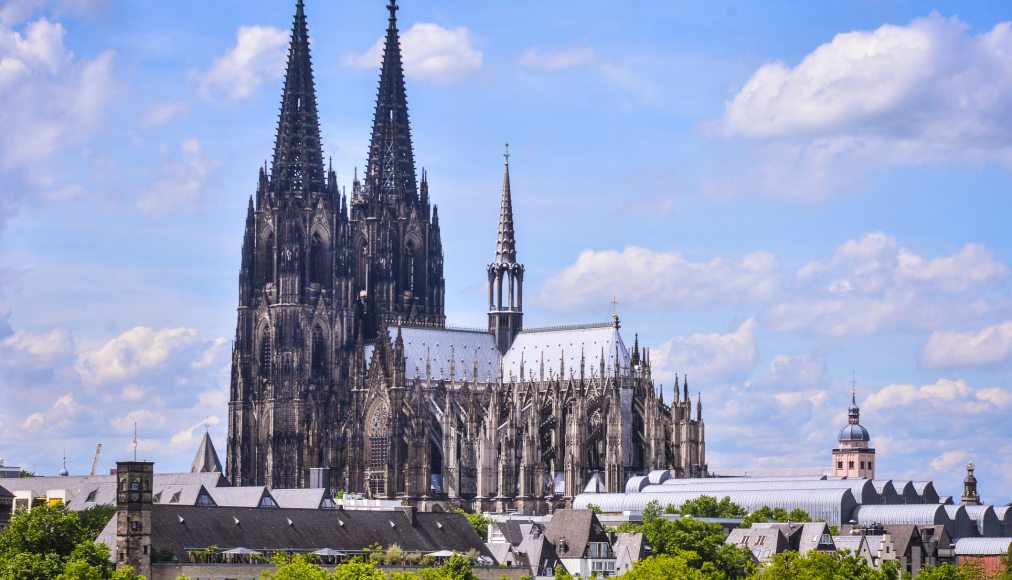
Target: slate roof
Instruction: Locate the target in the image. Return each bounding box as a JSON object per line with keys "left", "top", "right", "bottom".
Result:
{"left": 613, "top": 532, "right": 648, "bottom": 574}
{"left": 726, "top": 527, "right": 789, "bottom": 562}
{"left": 4, "top": 471, "right": 226, "bottom": 511}
{"left": 138, "top": 505, "right": 491, "bottom": 561}
{"left": 518, "top": 529, "right": 560, "bottom": 577}
{"left": 207, "top": 486, "right": 272, "bottom": 508}
{"left": 270, "top": 488, "right": 332, "bottom": 510}
{"left": 503, "top": 324, "right": 630, "bottom": 382}
{"left": 881, "top": 525, "right": 924, "bottom": 559}
{"left": 542, "top": 509, "right": 610, "bottom": 559}
{"left": 190, "top": 432, "right": 223, "bottom": 474}
{"left": 0, "top": 484, "right": 12, "bottom": 499}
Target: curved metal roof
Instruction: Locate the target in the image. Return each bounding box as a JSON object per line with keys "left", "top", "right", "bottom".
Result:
{"left": 944, "top": 505, "right": 978, "bottom": 539}
{"left": 954, "top": 537, "right": 1012, "bottom": 556}
{"left": 911, "top": 481, "right": 939, "bottom": 504}
{"left": 647, "top": 470, "right": 670, "bottom": 485}
{"left": 889, "top": 481, "right": 922, "bottom": 504}
{"left": 963, "top": 505, "right": 1003, "bottom": 537}
{"left": 574, "top": 489, "right": 857, "bottom": 526}
{"left": 870, "top": 481, "right": 901, "bottom": 504}
{"left": 640, "top": 479, "right": 879, "bottom": 504}
{"left": 851, "top": 504, "right": 949, "bottom": 528}
{"left": 992, "top": 505, "right": 1012, "bottom": 537}
{"left": 659, "top": 476, "right": 828, "bottom": 486}
{"left": 624, "top": 476, "right": 649, "bottom": 494}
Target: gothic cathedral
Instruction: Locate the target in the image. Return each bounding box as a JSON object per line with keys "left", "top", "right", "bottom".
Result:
{"left": 227, "top": 0, "right": 706, "bottom": 513}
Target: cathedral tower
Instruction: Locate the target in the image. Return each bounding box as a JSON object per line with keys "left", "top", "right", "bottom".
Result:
{"left": 228, "top": 0, "right": 351, "bottom": 489}
{"left": 349, "top": 0, "right": 445, "bottom": 337}
{"left": 488, "top": 147, "right": 524, "bottom": 353}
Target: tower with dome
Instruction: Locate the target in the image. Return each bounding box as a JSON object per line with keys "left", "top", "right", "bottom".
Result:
{"left": 832, "top": 388, "right": 875, "bottom": 479}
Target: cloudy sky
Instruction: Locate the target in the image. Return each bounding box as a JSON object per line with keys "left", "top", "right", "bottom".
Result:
{"left": 1, "top": 0, "right": 1011, "bottom": 502}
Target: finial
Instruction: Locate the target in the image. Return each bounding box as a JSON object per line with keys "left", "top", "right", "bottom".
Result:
{"left": 504, "top": 143, "right": 510, "bottom": 166}
{"left": 132, "top": 422, "right": 139, "bottom": 461}
{"left": 610, "top": 296, "right": 620, "bottom": 329}
{"left": 387, "top": 0, "right": 398, "bottom": 19}
{"left": 851, "top": 371, "right": 857, "bottom": 405}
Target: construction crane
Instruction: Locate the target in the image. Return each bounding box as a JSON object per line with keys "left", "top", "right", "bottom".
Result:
{"left": 89, "top": 443, "right": 102, "bottom": 477}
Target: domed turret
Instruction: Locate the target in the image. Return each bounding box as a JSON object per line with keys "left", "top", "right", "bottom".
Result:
{"left": 832, "top": 382, "right": 875, "bottom": 479}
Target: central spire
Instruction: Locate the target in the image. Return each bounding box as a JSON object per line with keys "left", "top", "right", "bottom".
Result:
{"left": 366, "top": 0, "right": 417, "bottom": 204}
{"left": 270, "top": 0, "right": 325, "bottom": 198}
{"left": 495, "top": 144, "right": 517, "bottom": 264}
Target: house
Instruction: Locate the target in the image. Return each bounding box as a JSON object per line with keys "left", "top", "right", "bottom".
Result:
{"left": 725, "top": 527, "right": 791, "bottom": 563}
{"left": 752, "top": 522, "right": 836, "bottom": 555}
{"left": 0, "top": 484, "right": 11, "bottom": 531}
{"left": 612, "top": 532, "right": 649, "bottom": 575}
{"left": 832, "top": 535, "right": 874, "bottom": 567}
{"left": 955, "top": 538, "right": 1012, "bottom": 577}
{"left": 881, "top": 525, "right": 927, "bottom": 576}
{"left": 543, "top": 509, "right": 617, "bottom": 577}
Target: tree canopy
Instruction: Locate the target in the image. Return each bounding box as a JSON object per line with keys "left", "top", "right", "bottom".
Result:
{"left": 0, "top": 505, "right": 141, "bottom": 580}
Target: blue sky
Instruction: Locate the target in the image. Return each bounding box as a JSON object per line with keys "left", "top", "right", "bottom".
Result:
{"left": 1, "top": 0, "right": 1011, "bottom": 503}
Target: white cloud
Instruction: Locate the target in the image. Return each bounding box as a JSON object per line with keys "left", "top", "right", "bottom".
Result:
{"left": 141, "top": 101, "right": 188, "bottom": 128}
{"left": 518, "top": 46, "right": 595, "bottom": 71}
{"left": 754, "top": 354, "right": 828, "bottom": 390}
{"left": 652, "top": 318, "right": 758, "bottom": 386}
{"left": 75, "top": 326, "right": 224, "bottom": 386}
{"left": 863, "top": 378, "right": 971, "bottom": 411}
{"left": 198, "top": 25, "right": 288, "bottom": 100}
{"left": 0, "top": 17, "right": 114, "bottom": 169}
{"left": 137, "top": 139, "right": 218, "bottom": 214}
{"left": 540, "top": 245, "right": 780, "bottom": 312}
{"left": 922, "top": 321, "right": 1012, "bottom": 369}
{"left": 715, "top": 14, "right": 1012, "bottom": 199}
{"left": 930, "top": 450, "right": 967, "bottom": 472}
{"left": 0, "top": 327, "right": 74, "bottom": 368}
{"left": 767, "top": 232, "right": 1008, "bottom": 336}
{"left": 344, "top": 22, "right": 482, "bottom": 83}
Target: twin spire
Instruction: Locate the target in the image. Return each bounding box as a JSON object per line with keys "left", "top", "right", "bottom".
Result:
{"left": 366, "top": 0, "right": 418, "bottom": 204}
{"left": 271, "top": 0, "right": 325, "bottom": 198}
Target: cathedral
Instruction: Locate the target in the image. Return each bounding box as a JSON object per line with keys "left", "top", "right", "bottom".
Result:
{"left": 226, "top": 0, "right": 706, "bottom": 513}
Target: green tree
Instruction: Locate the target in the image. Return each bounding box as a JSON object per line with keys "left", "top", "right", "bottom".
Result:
{"left": 553, "top": 564, "right": 573, "bottom": 580}
{"left": 449, "top": 508, "right": 489, "bottom": 540}
{"left": 750, "top": 550, "right": 891, "bottom": 580}
{"left": 0, "top": 505, "right": 87, "bottom": 559}
{"left": 678, "top": 496, "right": 748, "bottom": 518}
{"left": 260, "top": 553, "right": 332, "bottom": 580}
{"left": 616, "top": 553, "right": 707, "bottom": 579}
{"left": 331, "top": 558, "right": 385, "bottom": 580}
{"left": 78, "top": 506, "right": 117, "bottom": 540}
{"left": 586, "top": 503, "right": 602, "bottom": 515}
{"left": 740, "top": 506, "right": 812, "bottom": 528}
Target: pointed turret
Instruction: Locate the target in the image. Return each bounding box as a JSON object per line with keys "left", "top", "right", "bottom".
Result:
{"left": 495, "top": 152, "right": 517, "bottom": 264}
{"left": 487, "top": 145, "right": 525, "bottom": 354}
{"left": 365, "top": 0, "right": 417, "bottom": 204}
{"left": 270, "top": 0, "right": 325, "bottom": 199}
{"left": 192, "top": 431, "right": 223, "bottom": 474}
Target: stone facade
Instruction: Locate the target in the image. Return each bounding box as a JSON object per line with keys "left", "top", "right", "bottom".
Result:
{"left": 227, "top": 0, "right": 706, "bottom": 510}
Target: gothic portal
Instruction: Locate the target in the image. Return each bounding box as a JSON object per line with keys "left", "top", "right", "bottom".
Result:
{"left": 227, "top": 0, "right": 706, "bottom": 512}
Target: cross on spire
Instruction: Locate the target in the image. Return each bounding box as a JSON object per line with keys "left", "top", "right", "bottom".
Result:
{"left": 504, "top": 143, "right": 510, "bottom": 166}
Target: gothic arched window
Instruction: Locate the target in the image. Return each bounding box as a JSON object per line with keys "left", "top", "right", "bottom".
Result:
{"left": 310, "top": 233, "right": 328, "bottom": 285}
{"left": 311, "top": 326, "right": 327, "bottom": 380}
{"left": 357, "top": 242, "right": 369, "bottom": 289}
{"left": 259, "top": 328, "right": 272, "bottom": 378}
{"left": 405, "top": 244, "right": 416, "bottom": 292}
{"left": 258, "top": 233, "right": 275, "bottom": 287}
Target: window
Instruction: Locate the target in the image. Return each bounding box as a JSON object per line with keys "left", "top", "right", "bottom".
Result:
{"left": 259, "top": 329, "right": 272, "bottom": 378}
{"left": 130, "top": 521, "right": 140, "bottom": 532}
{"left": 740, "top": 536, "right": 751, "bottom": 546}
{"left": 756, "top": 536, "right": 766, "bottom": 546}
{"left": 170, "top": 491, "right": 181, "bottom": 504}
{"left": 258, "top": 494, "right": 278, "bottom": 508}
{"left": 85, "top": 490, "right": 97, "bottom": 503}
{"left": 837, "top": 461, "right": 843, "bottom": 469}
{"left": 310, "top": 233, "right": 327, "bottom": 285}
{"left": 311, "top": 326, "right": 327, "bottom": 380}
{"left": 196, "top": 492, "right": 214, "bottom": 506}
{"left": 259, "top": 233, "right": 275, "bottom": 287}
{"left": 869, "top": 462, "right": 873, "bottom": 470}
{"left": 848, "top": 461, "right": 854, "bottom": 469}
{"left": 131, "top": 478, "right": 140, "bottom": 491}
{"left": 860, "top": 461, "right": 865, "bottom": 469}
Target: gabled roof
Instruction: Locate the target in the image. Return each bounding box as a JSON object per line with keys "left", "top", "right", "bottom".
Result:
{"left": 137, "top": 505, "right": 490, "bottom": 562}
{"left": 270, "top": 488, "right": 331, "bottom": 510}
{"left": 880, "top": 525, "right": 924, "bottom": 559}
{"left": 503, "top": 324, "right": 629, "bottom": 382}
{"left": 190, "top": 432, "right": 223, "bottom": 474}
{"left": 543, "top": 509, "right": 610, "bottom": 559}
{"left": 518, "top": 530, "right": 559, "bottom": 577}
{"left": 726, "top": 527, "right": 790, "bottom": 562}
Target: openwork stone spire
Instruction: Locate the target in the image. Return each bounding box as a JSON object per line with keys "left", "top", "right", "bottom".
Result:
{"left": 495, "top": 144, "right": 517, "bottom": 264}
{"left": 366, "top": 0, "right": 417, "bottom": 203}
{"left": 271, "top": 0, "right": 325, "bottom": 197}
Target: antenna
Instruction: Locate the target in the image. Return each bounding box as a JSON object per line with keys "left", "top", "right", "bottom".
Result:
{"left": 132, "top": 423, "right": 138, "bottom": 461}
